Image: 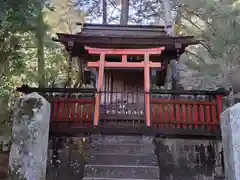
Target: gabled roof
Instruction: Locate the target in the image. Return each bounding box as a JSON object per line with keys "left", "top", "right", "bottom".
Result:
{"left": 53, "top": 23, "right": 198, "bottom": 58}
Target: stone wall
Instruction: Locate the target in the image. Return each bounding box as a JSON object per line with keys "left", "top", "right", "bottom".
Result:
{"left": 0, "top": 138, "right": 11, "bottom": 180}
{"left": 154, "top": 138, "right": 224, "bottom": 180}
{"left": 0, "top": 152, "right": 9, "bottom": 180}
{"left": 46, "top": 136, "right": 224, "bottom": 180}
{"left": 46, "top": 137, "right": 88, "bottom": 180}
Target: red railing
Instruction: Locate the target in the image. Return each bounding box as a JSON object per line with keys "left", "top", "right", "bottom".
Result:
{"left": 49, "top": 97, "right": 94, "bottom": 126}
{"left": 150, "top": 89, "right": 228, "bottom": 132}
{"left": 16, "top": 86, "right": 228, "bottom": 133}
{"left": 17, "top": 86, "right": 96, "bottom": 127}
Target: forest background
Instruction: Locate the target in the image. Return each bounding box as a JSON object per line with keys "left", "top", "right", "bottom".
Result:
{"left": 1, "top": 0, "right": 240, "bottom": 136}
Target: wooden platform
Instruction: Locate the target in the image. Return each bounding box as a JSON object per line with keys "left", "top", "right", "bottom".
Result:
{"left": 49, "top": 122, "right": 221, "bottom": 140}
{"left": 16, "top": 86, "right": 228, "bottom": 140}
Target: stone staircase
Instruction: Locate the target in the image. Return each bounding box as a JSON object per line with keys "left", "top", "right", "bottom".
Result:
{"left": 83, "top": 135, "right": 159, "bottom": 180}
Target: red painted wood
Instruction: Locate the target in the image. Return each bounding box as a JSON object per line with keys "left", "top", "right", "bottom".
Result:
{"left": 152, "top": 104, "right": 157, "bottom": 122}
{"left": 144, "top": 53, "right": 151, "bottom": 127}
{"left": 70, "top": 103, "right": 76, "bottom": 121}
{"left": 151, "top": 99, "right": 216, "bottom": 105}
{"left": 211, "top": 105, "right": 217, "bottom": 131}
{"left": 199, "top": 105, "right": 205, "bottom": 127}
{"left": 175, "top": 104, "right": 181, "bottom": 128}
{"left": 75, "top": 103, "right": 80, "bottom": 122}
{"left": 193, "top": 105, "right": 199, "bottom": 129}
{"left": 87, "top": 47, "right": 165, "bottom": 128}
{"left": 50, "top": 98, "right": 95, "bottom": 125}
{"left": 52, "top": 102, "right": 58, "bottom": 121}
{"left": 150, "top": 98, "right": 222, "bottom": 131}
{"left": 164, "top": 105, "right": 169, "bottom": 128}
{"left": 158, "top": 104, "right": 163, "bottom": 128}
{"left": 122, "top": 55, "right": 127, "bottom": 63}
{"left": 82, "top": 112, "right": 87, "bottom": 121}
{"left": 86, "top": 105, "right": 91, "bottom": 122}
{"left": 181, "top": 104, "right": 186, "bottom": 129}
{"left": 65, "top": 103, "right": 70, "bottom": 121}
{"left": 187, "top": 105, "right": 192, "bottom": 129}
{"left": 88, "top": 61, "right": 162, "bottom": 69}
{"left": 169, "top": 104, "right": 174, "bottom": 129}
{"left": 205, "top": 105, "right": 211, "bottom": 130}
{"left": 59, "top": 102, "right": 64, "bottom": 121}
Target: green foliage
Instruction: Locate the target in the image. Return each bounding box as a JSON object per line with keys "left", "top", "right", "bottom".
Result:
{"left": 174, "top": 0, "right": 240, "bottom": 89}
{"left": 0, "top": 0, "right": 80, "bottom": 135}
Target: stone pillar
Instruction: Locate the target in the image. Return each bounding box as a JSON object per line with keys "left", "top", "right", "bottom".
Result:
{"left": 8, "top": 93, "right": 51, "bottom": 180}
{"left": 220, "top": 103, "right": 240, "bottom": 180}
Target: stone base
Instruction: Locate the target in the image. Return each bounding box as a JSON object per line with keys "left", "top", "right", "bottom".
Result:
{"left": 221, "top": 103, "right": 240, "bottom": 180}
{"left": 0, "top": 152, "right": 9, "bottom": 180}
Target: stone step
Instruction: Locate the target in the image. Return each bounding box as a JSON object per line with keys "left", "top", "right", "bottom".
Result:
{"left": 90, "top": 144, "right": 154, "bottom": 154}
{"left": 90, "top": 135, "right": 153, "bottom": 145}
{"left": 84, "top": 165, "right": 159, "bottom": 179}
{"left": 86, "top": 154, "right": 157, "bottom": 166}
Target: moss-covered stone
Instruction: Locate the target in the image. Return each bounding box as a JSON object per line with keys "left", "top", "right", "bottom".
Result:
{"left": 9, "top": 93, "right": 50, "bottom": 180}
{"left": 8, "top": 165, "right": 27, "bottom": 180}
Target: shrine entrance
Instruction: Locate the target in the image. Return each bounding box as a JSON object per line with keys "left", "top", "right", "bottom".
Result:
{"left": 86, "top": 46, "right": 165, "bottom": 127}
{"left": 99, "top": 70, "right": 145, "bottom": 124}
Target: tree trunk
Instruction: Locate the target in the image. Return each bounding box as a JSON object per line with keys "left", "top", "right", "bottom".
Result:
{"left": 102, "top": 0, "right": 107, "bottom": 24}
{"left": 120, "top": 0, "right": 129, "bottom": 25}
{"left": 73, "top": 58, "right": 84, "bottom": 88}
{"left": 36, "top": 6, "right": 46, "bottom": 87}
{"left": 161, "top": 0, "right": 180, "bottom": 90}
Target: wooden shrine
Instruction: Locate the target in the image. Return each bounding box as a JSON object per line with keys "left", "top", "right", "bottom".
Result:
{"left": 17, "top": 23, "right": 228, "bottom": 139}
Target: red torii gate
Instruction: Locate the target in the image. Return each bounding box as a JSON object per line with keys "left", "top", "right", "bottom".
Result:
{"left": 86, "top": 46, "right": 165, "bottom": 127}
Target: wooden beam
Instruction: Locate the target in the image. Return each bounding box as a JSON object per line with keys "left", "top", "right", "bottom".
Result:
{"left": 85, "top": 46, "right": 165, "bottom": 55}
{"left": 88, "top": 61, "right": 162, "bottom": 69}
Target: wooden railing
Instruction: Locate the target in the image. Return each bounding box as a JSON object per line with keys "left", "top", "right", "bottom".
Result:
{"left": 17, "top": 86, "right": 96, "bottom": 127}
{"left": 150, "top": 89, "right": 228, "bottom": 132}
{"left": 17, "top": 86, "right": 229, "bottom": 133}
{"left": 48, "top": 96, "right": 94, "bottom": 126}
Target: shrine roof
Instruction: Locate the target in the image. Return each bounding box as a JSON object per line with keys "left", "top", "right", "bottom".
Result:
{"left": 53, "top": 23, "right": 199, "bottom": 57}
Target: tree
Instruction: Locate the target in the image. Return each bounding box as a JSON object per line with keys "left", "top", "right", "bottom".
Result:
{"left": 177, "top": 0, "right": 240, "bottom": 92}
{"left": 102, "top": 0, "right": 108, "bottom": 24}
{"left": 161, "top": 0, "right": 182, "bottom": 90}
{"left": 36, "top": 2, "right": 46, "bottom": 87}
{"left": 0, "top": 0, "right": 81, "bottom": 134}
{"left": 0, "top": 0, "right": 43, "bottom": 135}
{"left": 120, "top": 0, "right": 129, "bottom": 24}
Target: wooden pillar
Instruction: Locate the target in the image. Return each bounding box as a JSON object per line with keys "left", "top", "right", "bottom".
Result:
{"left": 144, "top": 53, "right": 151, "bottom": 127}
{"left": 93, "top": 53, "right": 105, "bottom": 126}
